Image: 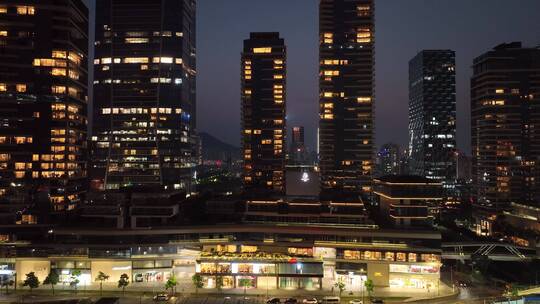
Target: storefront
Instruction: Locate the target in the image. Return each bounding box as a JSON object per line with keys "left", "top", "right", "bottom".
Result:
{"left": 132, "top": 259, "right": 172, "bottom": 284}
{"left": 388, "top": 264, "right": 440, "bottom": 289}
{"left": 0, "top": 261, "right": 15, "bottom": 284}
{"left": 52, "top": 260, "right": 92, "bottom": 286}
{"left": 336, "top": 262, "right": 368, "bottom": 292}
{"left": 196, "top": 258, "right": 323, "bottom": 290}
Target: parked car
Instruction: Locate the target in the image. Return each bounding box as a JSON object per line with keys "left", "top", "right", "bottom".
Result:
{"left": 322, "top": 297, "right": 340, "bottom": 304}
{"left": 303, "top": 298, "right": 318, "bottom": 304}
{"left": 370, "top": 299, "right": 384, "bottom": 304}
{"left": 153, "top": 294, "right": 170, "bottom": 301}
{"left": 349, "top": 299, "right": 363, "bottom": 304}
{"left": 285, "top": 298, "right": 298, "bottom": 304}
{"left": 267, "top": 298, "right": 281, "bottom": 304}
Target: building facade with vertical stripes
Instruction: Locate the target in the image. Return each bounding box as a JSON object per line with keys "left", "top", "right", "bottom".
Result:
{"left": 318, "top": 0, "right": 375, "bottom": 198}
{"left": 241, "top": 32, "right": 286, "bottom": 196}
{"left": 91, "top": 0, "right": 197, "bottom": 192}
{"left": 0, "top": 0, "right": 88, "bottom": 217}
{"left": 471, "top": 42, "right": 540, "bottom": 212}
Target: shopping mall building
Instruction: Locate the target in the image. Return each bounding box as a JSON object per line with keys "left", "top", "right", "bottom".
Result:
{"left": 0, "top": 224, "right": 442, "bottom": 292}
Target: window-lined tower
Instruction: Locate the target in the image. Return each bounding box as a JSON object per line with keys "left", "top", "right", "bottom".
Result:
{"left": 471, "top": 42, "right": 540, "bottom": 212}
{"left": 241, "top": 32, "right": 286, "bottom": 195}
{"left": 319, "top": 0, "right": 375, "bottom": 198}
{"left": 408, "top": 50, "right": 457, "bottom": 183}
{"left": 92, "top": 0, "right": 197, "bottom": 192}
{"left": 0, "top": 0, "right": 88, "bottom": 214}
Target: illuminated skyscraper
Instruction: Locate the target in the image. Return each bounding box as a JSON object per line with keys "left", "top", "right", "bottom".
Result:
{"left": 319, "top": 0, "right": 375, "bottom": 198}
{"left": 92, "top": 0, "right": 197, "bottom": 192}
{"left": 0, "top": 0, "right": 88, "bottom": 215}
{"left": 408, "top": 50, "right": 456, "bottom": 183}
{"left": 471, "top": 42, "right": 540, "bottom": 212}
{"left": 241, "top": 32, "right": 286, "bottom": 195}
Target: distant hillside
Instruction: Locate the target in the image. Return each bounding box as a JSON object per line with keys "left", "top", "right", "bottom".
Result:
{"left": 200, "top": 132, "right": 241, "bottom": 161}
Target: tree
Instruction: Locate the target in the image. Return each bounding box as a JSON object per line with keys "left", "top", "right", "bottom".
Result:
{"left": 22, "top": 272, "right": 40, "bottom": 293}
{"left": 215, "top": 276, "right": 223, "bottom": 293}
{"left": 95, "top": 271, "right": 110, "bottom": 296}
{"left": 70, "top": 269, "right": 81, "bottom": 292}
{"left": 117, "top": 273, "right": 129, "bottom": 295}
{"left": 334, "top": 279, "right": 346, "bottom": 297}
{"left": 165, "top": 275, "right": 178, "bottom": 296}
{"left": 238, "top": 278, "right": 252, "bottom": 298}
{"left": 43, "top": 270, "right": 59, "bottom": 295}
{"left": 191, "top": 273, "right": 203, "bottom": 294}
{"left": 364, "top": 279, "right": 374, "bottom": 299}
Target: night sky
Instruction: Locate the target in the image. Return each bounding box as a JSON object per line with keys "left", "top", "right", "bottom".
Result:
{"left": 87, "top": 0, "right": 540, "bottom": 154}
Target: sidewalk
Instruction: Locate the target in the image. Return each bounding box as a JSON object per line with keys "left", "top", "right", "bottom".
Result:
{"left": 0, "top": 281, "right": 457, "bottom": 303}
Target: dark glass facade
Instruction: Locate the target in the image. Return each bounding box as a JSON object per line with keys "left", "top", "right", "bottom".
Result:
{"left": 91, "top": 0, "right": 197, "bottom": 192}
{"left": 319, "top": 0, "right": 375, "bottom": 197}
{"left": 290, "top": 126, "right": 306, "bottom": 165}
{"left": 241, "top": 32, "right": 286, "bottom": 195}
{"left": 408, "top": 50, "right": 456, "bottom": 183}
{"left": 471, "top": 42, "right": 540, "bottom": 212}
{"left": 0, "top": 0, "right": 88, "bottom": 214}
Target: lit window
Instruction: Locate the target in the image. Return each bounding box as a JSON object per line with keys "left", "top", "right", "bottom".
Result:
{"left": 274, "top": 75, "right": 283, "bottom": 79}
{"left": 153, "top": 57, "right": 173, "bottom": 63}
{"left": 323, "top": 114, "right": 334, "bottom": 119}
{"left": 124, "top": 57, "right": 149, "bottom": 64}
{"left": 94, "top": 59, "right": 100, "bottom": 65}
{"left": 52, "top": 51, "right": 67, "bottom": 59}
{"left": 0, "top": 83, "right": 6, "bottom": 92}
{"left": 101, "top": 57, "right": 112, "bottom": 64}
{"left": 253, "top": 47, "right": 272, "bottom": 53}
{"left": 125, "top": 38, "right": 149, "bottom": 44}
{"left": 0, "top": 7, "right": 7, "bottom": 14}
{"left": 51, "top": 68, "right": 67, "bottom": 76}
{"left": 51, "top": 86, "right": 66, "bottom": 94}
{"left": 357, "top": 97, "right": 372, "bottom": 103}
{"left": 323, "top": 70, "right": 339, "bottom": 76}
{"left": 356, "top": 28, "right": 371, "bottom": 43}
{"left": 16, "top": 84, "right": 26, "bottom": 92}
{"left": 323, "top": 32, "right": 333, "bottom": 44}
{"left": 17, "top": 6, "right": 35, "bottom": 15}
{"left": 274, "top": 59, "right": 283, "bottom": 64}
{"left": 0, "top": 31, "right": 7, "bottom": 37}
{"left": 357, "top": 5, "right": 370, "bottom": 16}
{"left": 495, "top": 89, "right": 505, "bottom": 94}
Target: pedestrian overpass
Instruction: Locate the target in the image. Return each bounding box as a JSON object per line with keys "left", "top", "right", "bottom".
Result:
{"left": 442, "top": 242, "right": 539, "bottom": 261}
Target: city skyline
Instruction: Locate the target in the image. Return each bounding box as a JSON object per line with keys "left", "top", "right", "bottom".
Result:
{"left": 195, "top": 0, "right": 540, "bottom": 154}
{"left": 82, "top": 0, "right": 540, "bottom": 154}
{"left": 1, "top": 1, "right": 539, "bottom": 301}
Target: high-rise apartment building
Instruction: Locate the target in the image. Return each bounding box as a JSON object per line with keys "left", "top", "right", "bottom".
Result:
{"left": 319, "top": 0, "right": 375, "bottom": 198}
{"left": 0, "top": 0, "right": 88, "bottom": 216}
{"left": 91, "top": 0, "right": 197, "bottom": 192}
{"left": 241, "top": 32, "right": 286, "bottom": 195}
{"left": 471, "top": 42, "right": 540, "bottom": 212}
{"left": 408, "top": 50, "right": 456, "bottom": 183}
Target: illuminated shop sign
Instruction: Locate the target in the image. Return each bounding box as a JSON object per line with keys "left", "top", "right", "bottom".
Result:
{"left": 389, "top": 264, "right": 439, "bottom": 274}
